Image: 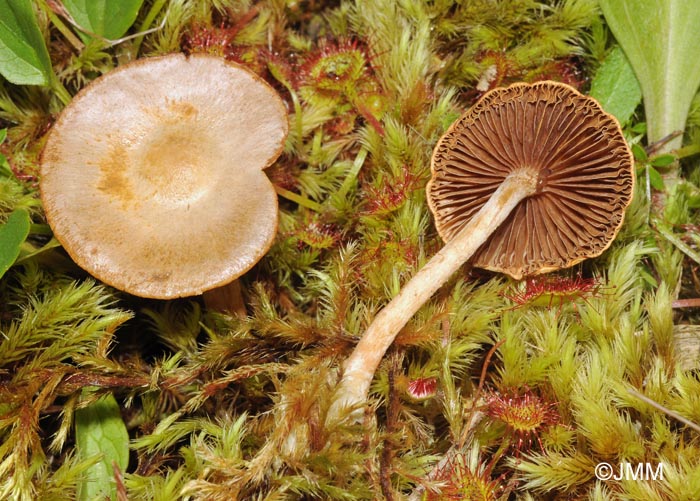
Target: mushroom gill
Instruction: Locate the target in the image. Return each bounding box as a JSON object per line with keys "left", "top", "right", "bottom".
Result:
{"left": 428, "top": 81, "right": 634, "bottom": 279}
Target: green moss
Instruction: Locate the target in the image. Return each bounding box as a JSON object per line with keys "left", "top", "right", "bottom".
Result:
{"left": 1, "top": 0, "right": 699, "bottom": 499}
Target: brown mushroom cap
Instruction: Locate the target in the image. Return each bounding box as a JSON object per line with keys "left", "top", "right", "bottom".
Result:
{"left": 40, "top": 53, "right": 288, "bottom": 298}
{"left": 427, "top": 81, "right": 634, "bottom": 279}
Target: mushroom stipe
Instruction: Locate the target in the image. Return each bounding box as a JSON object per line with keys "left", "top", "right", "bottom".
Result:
{"left": 329, "top": 81, "right": 634, "bottom": 422}
{"left": 40, "top": 53, "right": 289, "bottom": 300}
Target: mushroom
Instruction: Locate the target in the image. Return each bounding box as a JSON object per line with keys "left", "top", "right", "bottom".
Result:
{"left": 330, "top": 81, "right": 634, "bottom": 418}
{"left": 40, "top": 53, "right": 288, "bottom": 301}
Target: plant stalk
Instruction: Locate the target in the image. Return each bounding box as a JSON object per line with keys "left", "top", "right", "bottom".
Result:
{"left": 328, "top": 170, "right": 540, "bottom": 422}
{"left": 42, "top": 0, "right": 84, "bottom": 51}
{"left": 132, "top": 0, "right": 168, "bottom": 56}
{"left": 50, "top": 75, "right": 72, "bottom": 106}
{"left": 203, "top": 279, "right": 247, "bottom": 316}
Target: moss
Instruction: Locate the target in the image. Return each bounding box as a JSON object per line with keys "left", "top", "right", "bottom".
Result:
{"left": 1, "top": 0, "right": 699, "bottom": 499}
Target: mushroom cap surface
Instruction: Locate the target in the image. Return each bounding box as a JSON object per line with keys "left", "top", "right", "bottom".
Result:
{"left": 41, "top": 53, "right": 288, "bottom": 298}
{"left": 427, "top": 81, "right": 634, "bottom": 279}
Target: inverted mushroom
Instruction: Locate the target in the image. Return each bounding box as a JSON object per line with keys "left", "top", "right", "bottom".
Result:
{"left": 330, "top": 81, "right": 634, "bottom": 418}
{"left": 40, "top": 53, "right": 288, "bottom": 300}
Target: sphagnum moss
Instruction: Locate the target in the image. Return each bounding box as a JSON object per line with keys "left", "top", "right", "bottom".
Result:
{"left": 1, "top": 0, "right": 700, "bottom": 500}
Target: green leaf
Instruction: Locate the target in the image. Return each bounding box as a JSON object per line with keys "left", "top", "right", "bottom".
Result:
{"left": 15, "top": 236, "right": 61, "bottom": 264}
{"left": 0, "top": 0, "right": 53, "bottom": 85}
{"left": 0, "top": 152, "right": 9, "bottom": 177}
{"left": 75, "top": 391, "right": 129, "bottom": 501}
{"left": 63, "top": 0, "right": 144, "bottom": 41}
{"left": 648, "top": 166, "right": 665, "bottom": 191}
{"left": 0, "top": 128, "right": 8, "bottom": 177}
{"left": 649, "top": 154, "right": 676, "bottom": 167}
{"left": 0, "top": 208, "right": 30, "bottom": 279}
{"left": 599, "top": 0, "right": 700, "bottom": 152}
{"left": 0, "top": 155, "right": 9, "bottom": 177}
{"left": 639, "top": 267, "right": 658, "bottom": 288}
{"left": 630, "top": 122, "right": 647, "bottom": 135}
{"left": 589, "top": 46, "right": 641, "bottom": 126}
{"left": 631, "top": 143, "right": 648, "bottom": 162}
{"left": 655, "top": 223, "right": 700, "bottom": 265}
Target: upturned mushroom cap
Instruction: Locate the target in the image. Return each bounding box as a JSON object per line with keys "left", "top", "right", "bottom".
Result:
{"left": 427, "top": 81, "right": 634, "bottom": 280}
{"left": 40, "top": 53, "right": 288, "bottom": 298}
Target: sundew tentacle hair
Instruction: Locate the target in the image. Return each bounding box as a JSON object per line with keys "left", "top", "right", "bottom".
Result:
{"left": 485, "top": 387, "right": 561, "bottom": 456}
{"left": 501, "top": 273, "right": 609, "bottom": 317}
{"left": 298, "top": 38, "right": 376, "bottom": 96}
{"left": 426, "top": 450, "right": 507, "bottom": 501}
{"left": 297, "top": 37, "right": 387, "bottom": 135}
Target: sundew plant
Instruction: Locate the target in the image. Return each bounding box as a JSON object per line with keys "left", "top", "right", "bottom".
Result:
{"left": 0, "top": 0, "right": 699, "bottom": 500}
